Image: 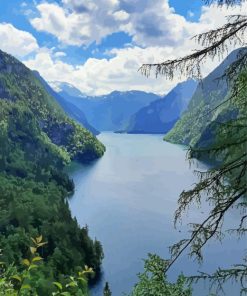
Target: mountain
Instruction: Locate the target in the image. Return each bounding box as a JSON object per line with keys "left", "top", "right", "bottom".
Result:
{"left": 0, "top": 50, "right": 104, "bottom": 162}
{"left": 165, "top": 48, "right": 246, "bottom": 147}
{"left": 0, "top": 49, "right": 105, "bottom": 293}
{"left": 124, "top": 79, "right": 197, "bottom": 134}
{"left": 51, "top": 81, "right": 87, "bottom": 97}
{"left": 33, "top": 72, "right": 99, "bottom": 135}
{"left": 54, "top": 84, "right": 160, "bottom": 131}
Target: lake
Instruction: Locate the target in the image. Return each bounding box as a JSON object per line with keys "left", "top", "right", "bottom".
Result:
{"left": 69, "top": 132, "right": 244, "bottom": 295}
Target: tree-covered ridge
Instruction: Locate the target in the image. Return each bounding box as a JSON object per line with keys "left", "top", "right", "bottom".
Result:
{"left": 0, "top": 49, "right": 105, "bottom": 162}
{"left": 33, "top": 71, "right": 100, "bottom": 136}
{"left": 0, "top": 50, "right": 105, "bottom": 294}
{"left": 164, "top": 48, "right": 246, "bottom": 147}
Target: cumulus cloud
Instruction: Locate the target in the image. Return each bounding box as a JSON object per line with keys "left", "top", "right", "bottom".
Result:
{"left": 28, "top": 0, "right": 203, "bottom": 47}
{"left": 54, "top": 51, "right": 67, "bottom": 58}
{"left": 23, "top": 42, "right": 228, "bottom": 96}
{"left": 30, "top": 0, "right": 247, "bottom": 48}
{"left": 24, "top": 2, "right": 246, "bottom": 95}
{"left": 30, "top": 1, "right": 127, "bottom": 46}
{"left": 0, "top": 23, "right": 39, "bottom": 57}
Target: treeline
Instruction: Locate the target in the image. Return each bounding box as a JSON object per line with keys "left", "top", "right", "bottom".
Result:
{"left": 0, "top": 50, "right": 105, "bottom": 294}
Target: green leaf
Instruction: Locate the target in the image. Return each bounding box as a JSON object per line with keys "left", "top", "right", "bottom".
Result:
{"left": 53, "top": 282, "right": 63, "bottom": 291}
{"left": 37, "top": 242, "right": 47, "bottom": 247}
{"left": 21, "top": 284, "right": 31, "bottom": 290}
{"left": 66, "top": 282, "right": 77, "bottom": 288}
{"left": 78, "top": 277, "right": 86, "bottom": 283}
{"left": 28, "top": 264, "right": 38, "bottom": 270}
{"left": 31, "top": 237, "right": 37, "bottom": 245}
{"left": 30, "top": 247, "right": 37, "bottom": 254}
{"left": 11, "top": 275, "right": 22, "bottom": 282}
{"left": 32, "top": 256, "right": 43, "bottom": 262}
{"left": 22, "top": 259, "right": 30, "bottom": 266}
{"left": 36, "top": 235, "right": 43, "bottom": 243}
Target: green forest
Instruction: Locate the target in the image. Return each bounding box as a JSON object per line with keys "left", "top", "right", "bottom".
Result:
{"left": 0, "top": 50, "right": 105, "bottom": 295}
{"left": 0, "top": 0, "right": 247, "bottom": 295}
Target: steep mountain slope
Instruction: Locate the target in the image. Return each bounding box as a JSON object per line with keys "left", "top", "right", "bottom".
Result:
{"left": 33, "top": 72, "right": 99, "bottom": 135}
{"left": 0, "top": 50, "right": 104, "bottom": 161}
{"left": 125, "top": 79, "right": 197, "bottom": 134}
{"left": 165, "top": 48, "right": 246, "bottom": 146}
{"left": 54, "top": 84, "right": 160, "bottom": 131}
{"left": 0, "top": 49, "right": 104, "bottom": 293}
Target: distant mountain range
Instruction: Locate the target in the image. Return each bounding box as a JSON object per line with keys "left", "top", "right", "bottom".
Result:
{"left": 165, "top": 48, "right": 246, "bottom": 148}
{"left": 33, "top": 74, "right": 99, "bottom": 135}
{"left": 124, "top": 79, "right": 197, "bottom": 134}
{"left": 48, "top": 48, "right": 245, "bottom": 141}
{"left": 53, "top": 83, "right": 160, "bottom": 131}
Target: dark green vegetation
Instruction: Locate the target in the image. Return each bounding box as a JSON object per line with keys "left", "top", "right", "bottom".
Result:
{"left": 0, "top": 235, "right": 95, "bottom": 295}
{"left": 0, "top": 50, "right": 105, "bottom": 294}
{"left": 103, "top": 282, "right": 112, "bottom": 296}
{"left": 33, "top": 72, "right": 100, "bottom": 136}
{"left": 56, "top": 83, "right": 160, "bottom": 131}
{"left": 125, "top": 79, "right": 197, "bottom": 134}
{"left": 152, "top": 46, "right": 247, "bottom": 295}
{"left": 128, "top": 254, "right": 192, "bottom": 296}
{"left": 136, "top": 0, "right": 247, "bottom": 289}
{"left": 166, "top": 64, "right": 247, "bottom": 294}
{"left": 164, "top": 48, "right": 246, "bottom": 149}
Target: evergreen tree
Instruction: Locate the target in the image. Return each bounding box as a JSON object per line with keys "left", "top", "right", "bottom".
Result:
{"left": 138, "top": 0, "right": 247, "bottom": 293}
{"left": 103, "top": 282, "right": 112, "bottom": 296}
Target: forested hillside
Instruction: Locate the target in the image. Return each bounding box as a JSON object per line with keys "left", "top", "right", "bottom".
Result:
{"left": 0, "top": 50, "right": 105, "bottom": 294}
{"left": 34, "top": 72, "right": 100, "bottom": 136}
{"left": 56, "top": 85, "right": 160, "bottom": 131}
{"left": 164, "top": 48, "right": 246, "bottom": 148}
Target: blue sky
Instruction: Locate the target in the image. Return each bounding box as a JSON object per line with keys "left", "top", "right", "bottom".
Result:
{"left": 0, "top": 0, "right": 202, "bottom": 64}
{"left": 0, "top": 0, "right": 242, "bottom": 95}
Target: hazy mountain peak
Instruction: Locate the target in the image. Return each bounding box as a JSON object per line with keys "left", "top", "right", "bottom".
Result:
{"left": 49, "top": 81, "right": 86, "bottom": 98}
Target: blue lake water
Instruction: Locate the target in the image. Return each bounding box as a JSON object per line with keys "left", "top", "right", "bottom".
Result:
{"left": 69, "top": 132, "right": 244, "bottom": 295}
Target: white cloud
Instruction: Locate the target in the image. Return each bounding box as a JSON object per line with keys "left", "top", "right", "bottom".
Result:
{"left": 23, "top": 42, "right": 230, "bottom": 96}
{"left": 27, "top": 0, "right": 202, "bottom": 47}
{"left": 30, "top": 0, "right": 247, "bottom": 48}
{"left": 30, "top": 1, "right": 126, "bottom": 46}
{"left": 188, "top": 11, "right": 195, "bottom": 18}
{"left": 21, "top": 2, "right": 27, "bottom": 7}
{"left": 54, "top": 51, "right": 67, "bottom": 58}
{"left": 0, "top": 23, "right": 39, "bottom": 58}
{"left": 23, "top": 2, "right": 247, "bottom": 96}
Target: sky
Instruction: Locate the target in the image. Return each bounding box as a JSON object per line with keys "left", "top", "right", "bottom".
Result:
{"left": 0, "top": 0, "right": 246, "bottom": 95}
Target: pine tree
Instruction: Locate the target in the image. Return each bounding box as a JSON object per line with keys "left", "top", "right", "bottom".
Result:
{"left": 103, "top": 282, "right": 112, "bottom": 296}
{"left": 139, "top": 0, "right": 247, "bottom": 293}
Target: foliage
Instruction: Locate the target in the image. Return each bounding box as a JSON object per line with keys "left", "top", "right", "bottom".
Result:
{"left": 0, "top": 49, "right": 105, "bottom": 162}
{"left": 138, "top": 0, "right": 247, "bottom": 294}
{"left": 103, "top": 282, "right": 112, "bottom": 296}
{"left": 164, "top": 48, "right": 245, "bottom": 147}
{"left": 0, "top": 50, "right": 105, "bottom": 294}
{"left": 139, "top": 15, "right": 247, "bottom": 80}
{"left": 128, "top": 254, "right": 192, "bottom": 296}
{"left": 0, "top": 236, "right": 93, "bottom": 296}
